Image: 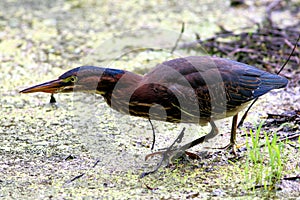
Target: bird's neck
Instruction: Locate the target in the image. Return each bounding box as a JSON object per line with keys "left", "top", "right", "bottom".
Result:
{"left": 100, "top": 69, "right": 143, "bottom": 106}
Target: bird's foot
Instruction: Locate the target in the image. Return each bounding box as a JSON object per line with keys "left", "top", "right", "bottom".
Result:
{"left": 145, "top": 150, "right": 199, "bottom": 162}
{"left": 222, "top": 143, "right": 237, "bottom": 156}
{"left": 217, "top": 142, "right": 245, "bottom": 156}
{"left": 140, "top": 150, "right": 176, "bottom": 178}
{"left": 141, "top": 148, "right": 198, "bottom": 178}
{"left": 140, "top": 127, "right": 202, "bottom": 178}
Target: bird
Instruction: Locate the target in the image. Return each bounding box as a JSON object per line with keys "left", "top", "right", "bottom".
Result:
{"left": 20, "top": 56, "right": 288, "bottom": 157}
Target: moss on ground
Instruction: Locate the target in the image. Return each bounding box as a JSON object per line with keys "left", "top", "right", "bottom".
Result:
{"left": 0, "top": 0, "right": 299, "bottom": 199}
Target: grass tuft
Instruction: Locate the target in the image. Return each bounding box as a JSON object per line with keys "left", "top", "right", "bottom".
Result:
{"left": 244, "top": 122, "right": 285, "bottom": 191}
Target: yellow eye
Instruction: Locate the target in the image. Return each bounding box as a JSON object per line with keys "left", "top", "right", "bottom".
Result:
{"left": 68, "top": 76, "right": 77, "bottom": 83}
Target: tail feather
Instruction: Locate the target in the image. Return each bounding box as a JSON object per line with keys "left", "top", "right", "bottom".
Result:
{"left": 253, "top": 73, "right": 288, "bottom": 98}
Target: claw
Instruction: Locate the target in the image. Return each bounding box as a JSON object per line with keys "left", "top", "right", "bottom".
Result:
{"left": 217, "top": 141, "right": 246, "bottom": 156}
{"left": 145, "top": 151, "right": 164, "bottom": 161}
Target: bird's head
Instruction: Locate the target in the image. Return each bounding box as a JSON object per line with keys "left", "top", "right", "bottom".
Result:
{"left": 20, "top": 66, "right": 125, "bottom": 94}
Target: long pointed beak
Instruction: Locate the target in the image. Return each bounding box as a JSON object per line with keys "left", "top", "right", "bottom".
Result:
{"left": 20, "top": 79, "right": 63, "bottom": 93}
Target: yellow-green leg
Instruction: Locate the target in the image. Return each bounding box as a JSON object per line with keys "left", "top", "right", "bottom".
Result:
{"left": 230, "top": 114, "right": 238, "bottom": 155}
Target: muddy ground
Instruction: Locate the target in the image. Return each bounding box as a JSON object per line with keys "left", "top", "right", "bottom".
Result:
{"left": 0, "top": 0, "right": 299, "bottom": 199}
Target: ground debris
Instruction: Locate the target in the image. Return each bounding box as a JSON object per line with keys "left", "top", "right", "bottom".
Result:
{"left": 194, "top": 22, "right": 300, "bottom": 76}
{"left": 265, "top": 110, "right": 300, "bottom": 127}
{"left": 181, "top": 17, "right": 300, "bottom": 90}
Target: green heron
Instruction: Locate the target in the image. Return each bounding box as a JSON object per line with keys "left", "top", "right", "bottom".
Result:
{"left": 20, "top": 56, "right": 288, "bottom": 156}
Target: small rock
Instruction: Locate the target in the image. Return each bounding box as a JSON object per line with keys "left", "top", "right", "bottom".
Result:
{"left": 212, "top": 188, "right": 226, "bottom": 196}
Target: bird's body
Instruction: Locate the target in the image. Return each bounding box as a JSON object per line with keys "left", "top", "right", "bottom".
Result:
{"left": 127, "top": 56, "right": 287, "bottom": 124}
{"left": 20, "top": 56, "right": 288, "bottom": 154}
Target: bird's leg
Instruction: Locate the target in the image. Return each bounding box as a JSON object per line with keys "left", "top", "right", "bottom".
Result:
{"left": 145, "top": 121, "right": 218, "bottom": 160}
{"left": 141, "top": 122, "right": 219, "bottom": 177}
{"left": 141, "top": 127, "right": 186, "bottom": 178}
{"left": 148, "top": 119, "right": 156, "bottom": 150}
{"left": 175, "top": 121, "right": 219, "bottom": 153}
{"left": 219, "top": 114, "right": 240, "bottom": 155}
{"left": 230, "top": 114, "right": 238, "bottom": 155}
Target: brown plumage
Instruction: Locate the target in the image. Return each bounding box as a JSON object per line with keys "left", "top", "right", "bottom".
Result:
{"left": 20, "top": 56, "right": 288, "bottom": 154}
